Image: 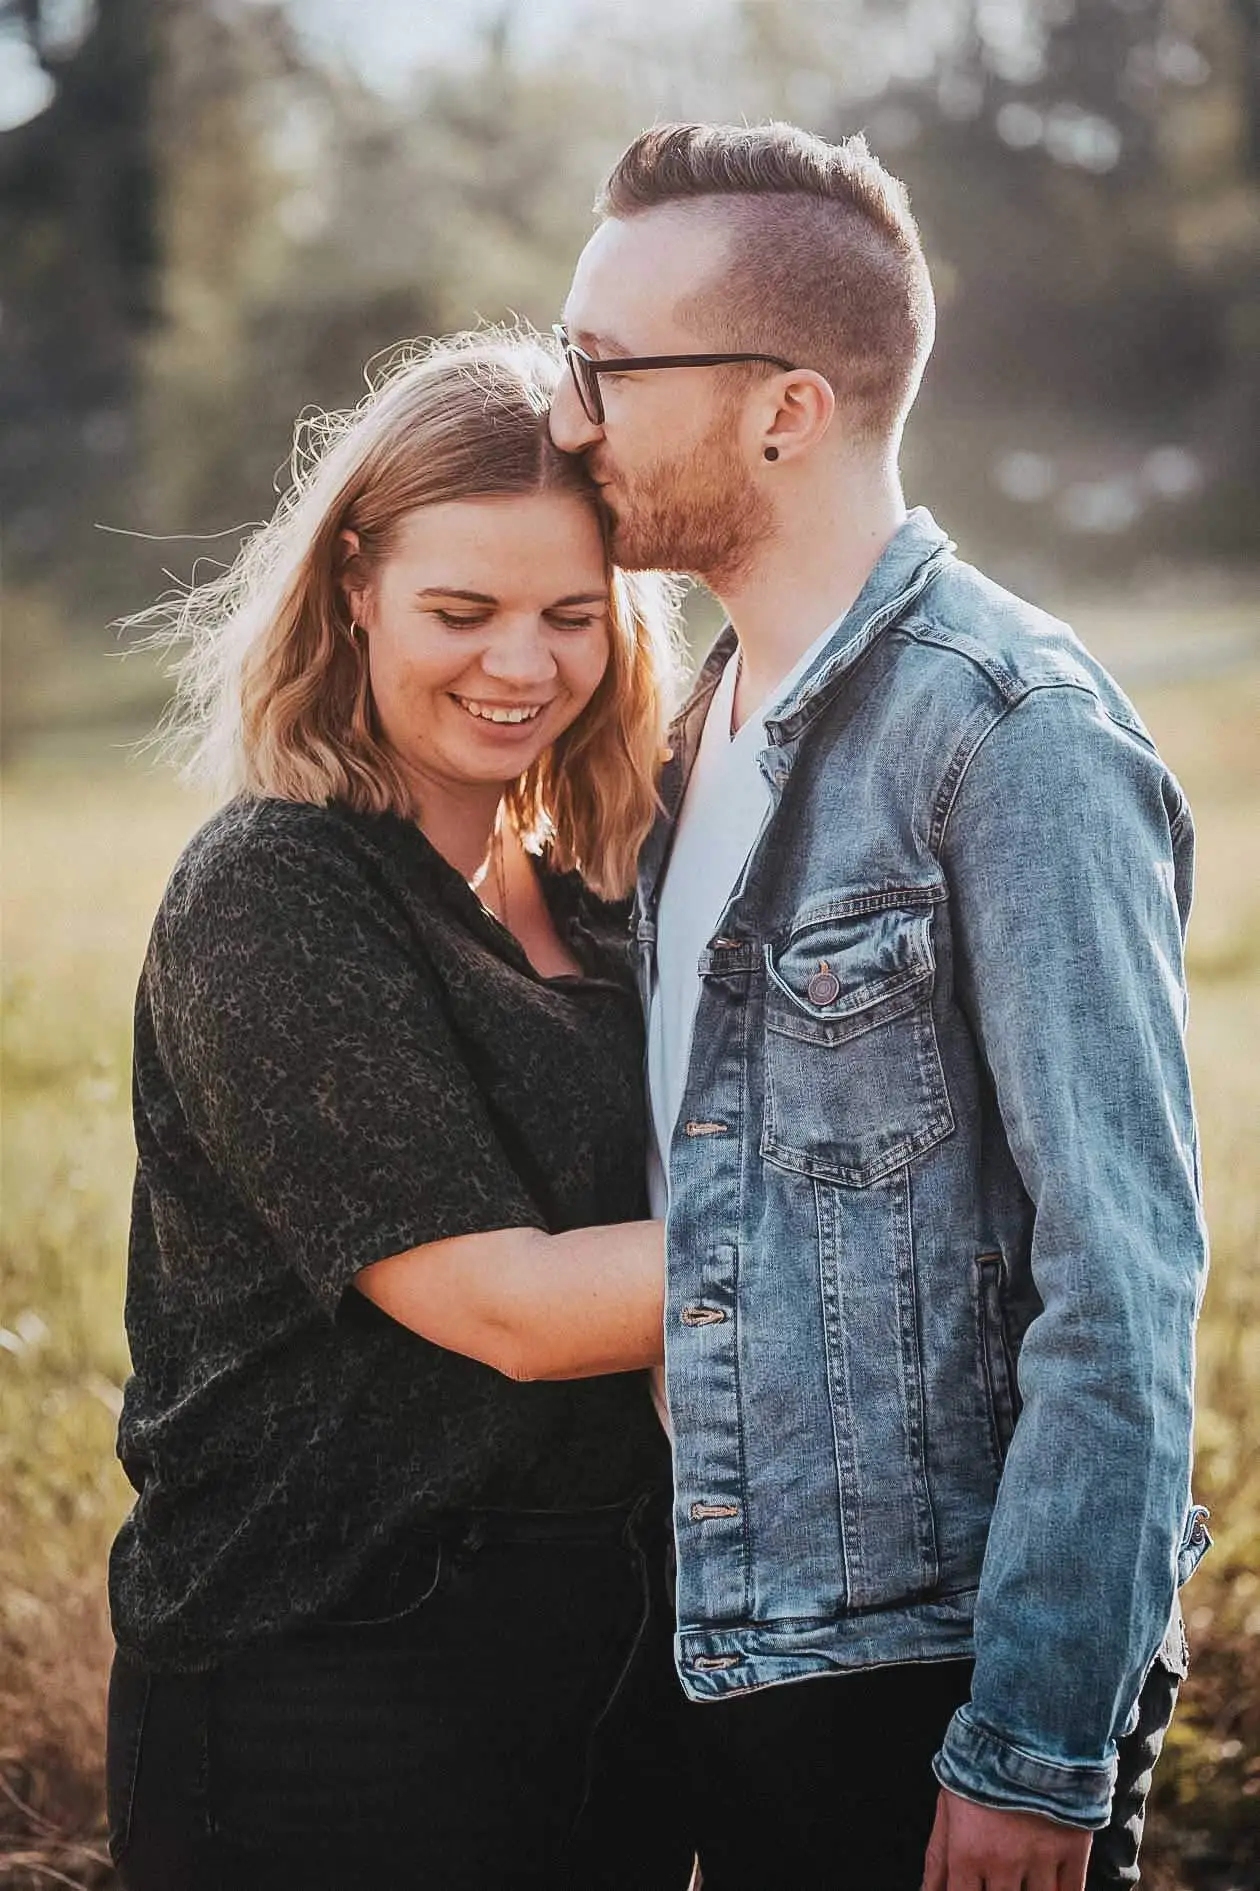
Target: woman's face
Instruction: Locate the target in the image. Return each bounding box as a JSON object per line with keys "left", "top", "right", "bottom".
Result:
{"left": 349, "top": 492, "right": 612, "bottom": 799}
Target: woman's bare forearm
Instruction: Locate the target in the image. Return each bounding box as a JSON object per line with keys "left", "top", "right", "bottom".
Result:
{"left": 354, "top": 1221, "right": 665, "bottom": 1381}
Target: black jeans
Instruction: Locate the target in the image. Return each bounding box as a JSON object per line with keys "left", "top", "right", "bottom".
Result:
{"left": 684, "top": 1647, "right": 1182, "bottom": 1891}
{"left": 106, "top": 1492, "right": 695, "bottom": 1890}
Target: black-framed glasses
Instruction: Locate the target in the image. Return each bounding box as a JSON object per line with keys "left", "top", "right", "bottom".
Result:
{"left": 553, "top": 324, "right": 795, "bottom": 426}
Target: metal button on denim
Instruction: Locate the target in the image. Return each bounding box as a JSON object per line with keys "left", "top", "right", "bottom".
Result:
{"left": 807, "top": 962, "right": 840, "bottom": 1005}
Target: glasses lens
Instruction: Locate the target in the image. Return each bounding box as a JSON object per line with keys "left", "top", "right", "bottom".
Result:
{"left": 580, "top": 356, "right": 604, "bottom": 425}
{"left": 556, "top": 328, "right": 601, "bottom": 425}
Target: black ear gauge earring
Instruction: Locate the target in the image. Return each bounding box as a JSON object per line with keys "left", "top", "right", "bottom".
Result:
{"left": 763, "top": 445, "right": 780, "bottom": 462}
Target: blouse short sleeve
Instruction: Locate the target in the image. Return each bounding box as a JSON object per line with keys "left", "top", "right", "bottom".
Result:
{"left": 141, "top": 810, "right": 546, "bottom": 1316}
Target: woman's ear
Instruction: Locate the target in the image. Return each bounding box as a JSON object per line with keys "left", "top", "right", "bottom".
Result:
{"left": 337, "top": 528, "right": 366, "bottom": 624}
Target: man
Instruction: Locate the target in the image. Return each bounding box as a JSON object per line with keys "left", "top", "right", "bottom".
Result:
{"left": 550, "top": 123, "right": 1209, "bottom": 1890}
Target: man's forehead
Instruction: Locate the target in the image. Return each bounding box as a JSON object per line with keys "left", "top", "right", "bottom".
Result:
{"left": 563, "top": 206, "right": 731, "bottom": 347}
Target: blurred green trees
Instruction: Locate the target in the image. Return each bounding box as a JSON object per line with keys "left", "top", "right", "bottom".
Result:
{"left": 1, "top": 0, "right": 1257, "bottom": 748}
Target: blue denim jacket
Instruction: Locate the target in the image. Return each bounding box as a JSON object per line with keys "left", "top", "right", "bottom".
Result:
{"left": 640, "top": 508, "right": 1210, "bottom": 1829}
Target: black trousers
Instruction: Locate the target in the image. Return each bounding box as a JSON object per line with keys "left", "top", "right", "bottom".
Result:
{"left": 106, "top": 1492, "right": 695, "bottom": 1891}
{"left": 684, "top": 1647, "right": 1181, "bottom": 1891}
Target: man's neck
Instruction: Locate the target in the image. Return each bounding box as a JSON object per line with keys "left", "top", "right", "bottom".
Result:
{"left": 720, "top": 461, "right": 907, "bottom": 733}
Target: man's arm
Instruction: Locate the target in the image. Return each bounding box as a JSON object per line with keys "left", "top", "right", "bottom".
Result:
{"left": 933, "top": 683, "right": 1206, "bottom": 1837}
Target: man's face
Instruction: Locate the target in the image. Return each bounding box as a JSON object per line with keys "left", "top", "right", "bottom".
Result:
{"left": 551, "top": 207, "right": 773, "bottom": 584}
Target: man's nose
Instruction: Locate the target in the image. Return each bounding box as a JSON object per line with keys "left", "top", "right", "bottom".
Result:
{"left": 480, "top": 621, "right": 560, "bottom": 687}
{"left": 549, "top": 372, "right": 603, "bottom": 455}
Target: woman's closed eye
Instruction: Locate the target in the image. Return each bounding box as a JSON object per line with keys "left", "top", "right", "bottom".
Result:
{"left": 428, "top": 601, "right": 607, "bottom": 633}
{"left": 432, "top": 610, "right": 492, "bottom": 629}
{"left": 546, "top": 610, "right": 605, "bottom": 632}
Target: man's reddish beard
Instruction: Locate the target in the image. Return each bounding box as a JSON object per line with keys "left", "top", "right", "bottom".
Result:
{"left": 598, "top": 407, "right": 773, "bottom": 588}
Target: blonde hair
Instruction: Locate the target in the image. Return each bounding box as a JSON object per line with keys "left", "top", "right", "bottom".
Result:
{"left": 140, "top": 329, "right": 685, "bottom": 897}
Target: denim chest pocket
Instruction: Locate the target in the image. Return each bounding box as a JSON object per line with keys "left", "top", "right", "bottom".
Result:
{"left": 761, "top": 896, "right": 954, "bottom": 1187}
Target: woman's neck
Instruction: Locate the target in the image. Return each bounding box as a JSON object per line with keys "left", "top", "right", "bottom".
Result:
{"left": 404, "top": 768, "right": 505, "bottom": 884}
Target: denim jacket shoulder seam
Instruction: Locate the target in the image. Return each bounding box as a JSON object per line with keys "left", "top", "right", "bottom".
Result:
{"left": 933, "top": 678, "right": 1123, "bottom": 855}
{"left": 932, "top": 698, "right": 1014, "bottom": 857}
{"left": 898, "top": 614, "right": 1026, "bottom": 704}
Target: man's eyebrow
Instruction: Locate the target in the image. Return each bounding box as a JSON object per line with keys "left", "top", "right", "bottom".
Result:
{"left": 571, "top": 327, "right": 633, "bottom": 359}
{"left": 550, "top": 592, "right": 610, "bottom": 607}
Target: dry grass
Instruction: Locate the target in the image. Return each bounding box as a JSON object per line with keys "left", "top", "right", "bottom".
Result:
{"left": 1, "top": 654, "right": 1257, "bottom": 1886}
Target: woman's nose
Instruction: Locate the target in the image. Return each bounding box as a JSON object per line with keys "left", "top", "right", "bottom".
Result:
{"left": 479, "top": 622, "right": 559, "bottom": 687}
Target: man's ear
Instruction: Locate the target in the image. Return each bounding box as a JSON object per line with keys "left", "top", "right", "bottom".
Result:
{"left": 759, "top": 370, "right": 836, "bottom": 465}
{"left": 337, "top": 528, "right": 366, "bottom": 622}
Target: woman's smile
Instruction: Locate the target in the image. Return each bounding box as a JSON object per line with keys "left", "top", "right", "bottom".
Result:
{"left": 450, "top": 693, "right": 553, "bottom": 726}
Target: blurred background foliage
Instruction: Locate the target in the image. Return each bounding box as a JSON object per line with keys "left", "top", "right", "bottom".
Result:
{"left": 1, "top": 0, "right": 1258, "bottom": 749}
{"left": 1, "top": 3, "right": 1258, "bottom": 1887}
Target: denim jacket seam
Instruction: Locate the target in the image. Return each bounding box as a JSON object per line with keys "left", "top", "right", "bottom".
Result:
{"left": 932, "top": 1764, "right": 1108, "bottom": 1833}
{"left": 934, "top": 678, "right": 1114, "bottom": 857}
{"left": 896, "top": 614, "right": 1026, "bottom": 704}
{"left": 947, "top": 1706, "right": 1114, "bottom": 1782}
{"left": 732, "top": 1003, "right": 756, "bottom": 1621}
{"left": 931, "top": 699, "right": 1013, "bottom": 857}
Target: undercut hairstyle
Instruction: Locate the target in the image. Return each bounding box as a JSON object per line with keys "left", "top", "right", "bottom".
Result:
{"left": 129, "top": 329, "right": 685, "bottom": 899}
{"left": 597, "top": 122, "right": 935, "bottom": 440}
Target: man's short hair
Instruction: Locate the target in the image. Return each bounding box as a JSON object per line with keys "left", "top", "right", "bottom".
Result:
{"left": 596, "top": 122, "right": 935, "bottom": 440}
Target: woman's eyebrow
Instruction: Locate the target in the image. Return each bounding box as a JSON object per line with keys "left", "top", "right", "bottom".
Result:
{"left": 416, "top": 589, "right": 607, "bottom": 607}
{"left": 416, "top": 588, "right": 498, "bottom": 603}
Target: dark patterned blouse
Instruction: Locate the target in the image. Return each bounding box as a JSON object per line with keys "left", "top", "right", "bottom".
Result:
{"left": 109, "top": 795, "right": 669, "bottom": 1672}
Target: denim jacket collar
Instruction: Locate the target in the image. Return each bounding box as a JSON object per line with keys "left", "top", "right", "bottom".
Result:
{"left": 641, "top": 508, "right": 955, "bottom": 912}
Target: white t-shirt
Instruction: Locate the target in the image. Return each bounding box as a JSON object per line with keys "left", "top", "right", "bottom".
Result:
{"left": 646, "top": 618, "right": 842, "bottom": 1428}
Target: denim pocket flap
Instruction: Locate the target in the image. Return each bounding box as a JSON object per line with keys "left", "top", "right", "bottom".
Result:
{"left": 761, "top": 894, "right": 953, "bottom": 1188}
{"left": 765, "top": 904, "right": 935, "bottom": 1047}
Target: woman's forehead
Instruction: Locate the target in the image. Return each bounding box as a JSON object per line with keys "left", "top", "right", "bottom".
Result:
{"left": 384, "top": 494, "right": 609, "bottom": 587}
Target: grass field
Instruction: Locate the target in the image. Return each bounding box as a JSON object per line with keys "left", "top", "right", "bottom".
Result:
{"left": 2, "top": 651, "right": 1258, "bottom": 1887}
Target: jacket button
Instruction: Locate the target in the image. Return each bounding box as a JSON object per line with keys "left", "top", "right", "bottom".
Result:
{"left": 807, "top": 963, "right": 841, "bottom": 1005}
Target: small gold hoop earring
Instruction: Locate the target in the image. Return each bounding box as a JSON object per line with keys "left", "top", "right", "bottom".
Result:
{"left": 348, "top": 618, "right": 363, "bottom": 644}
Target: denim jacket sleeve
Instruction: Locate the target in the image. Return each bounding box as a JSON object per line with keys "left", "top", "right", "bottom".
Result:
{"left": 934, "top": 681, "right": 1207, "bottom": 1829}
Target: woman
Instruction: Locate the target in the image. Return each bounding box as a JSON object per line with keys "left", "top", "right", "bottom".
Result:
{"left": 105, "top": 332, "right": 694, "bottom": 1889}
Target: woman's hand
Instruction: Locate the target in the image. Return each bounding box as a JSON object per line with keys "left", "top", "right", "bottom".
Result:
{"left": 355, "top": 1221, "right": 666, "bottom": 1381}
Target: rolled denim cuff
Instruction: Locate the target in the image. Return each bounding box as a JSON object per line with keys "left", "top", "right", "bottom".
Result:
{"left": 934, "top": 1706, "right": 1116, "bottom": 1830}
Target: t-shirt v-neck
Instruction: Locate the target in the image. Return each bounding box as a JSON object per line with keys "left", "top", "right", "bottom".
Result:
{"left": 646, "top": 614, "right": 844, "bottom": 1220}
{"left": 644, "top": 619, "right": 843, "bottom": 1433}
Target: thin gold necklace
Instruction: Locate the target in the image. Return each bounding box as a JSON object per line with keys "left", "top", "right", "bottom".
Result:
{"left": 470, "top": 815, "right": 510, "bottom": 930}
{"left": 492, "top": 821, "right": 509, "bottom": 930}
